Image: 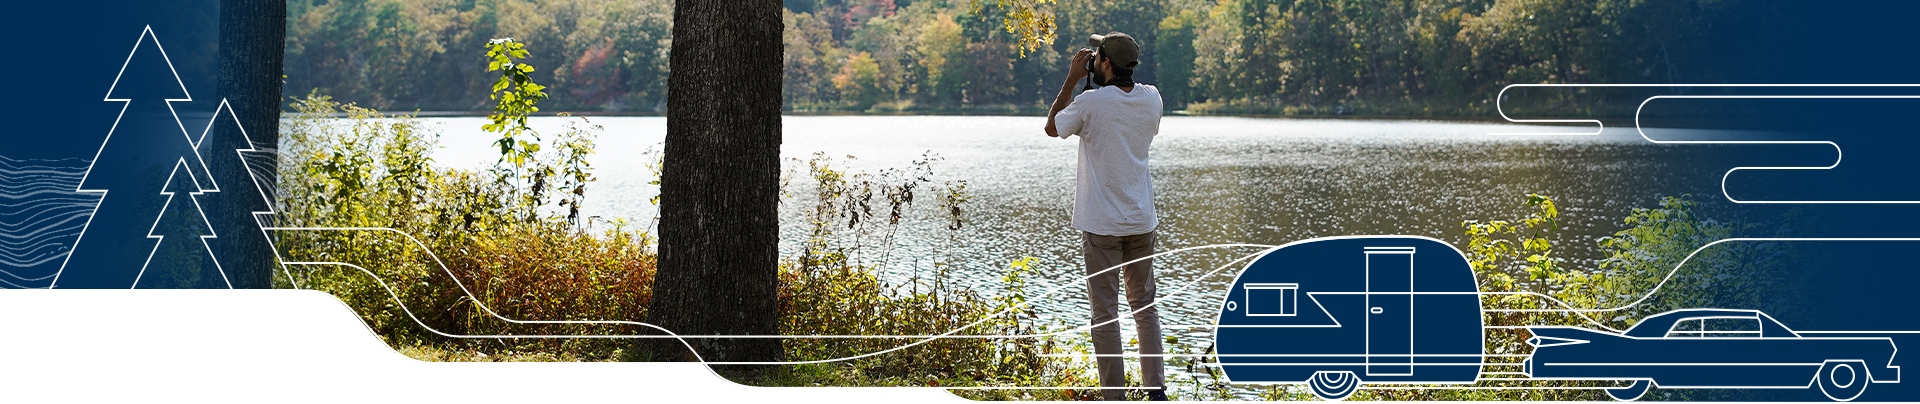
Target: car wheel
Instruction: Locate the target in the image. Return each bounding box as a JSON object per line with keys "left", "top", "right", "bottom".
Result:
{"left": 1605, "top": 380, "right": 1650, "bottom": 401}
{"left": 1817, "top": 360, "right": 1869, "bottom": 402}
{"left": 1307, "top": 371, "right": 1359, "bottom": 401}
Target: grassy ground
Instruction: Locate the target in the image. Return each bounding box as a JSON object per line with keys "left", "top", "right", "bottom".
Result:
{"left": 395, "top": 344, "right": 617, "bottom": 362}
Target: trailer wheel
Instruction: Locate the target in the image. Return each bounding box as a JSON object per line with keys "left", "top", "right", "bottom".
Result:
{"left": 1605, "top": 380, "right": 1650, "bottom": 401}
{"left": 1817, "top": 360, "right": 1868, "bottom": 402}
{"left": 1308, "top": 371, "right": 1358, "bottom": 401}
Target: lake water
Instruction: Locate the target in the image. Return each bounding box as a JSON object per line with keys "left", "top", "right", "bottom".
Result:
{"left": 424, "top": 115, "right": 1731, "bottom": 392}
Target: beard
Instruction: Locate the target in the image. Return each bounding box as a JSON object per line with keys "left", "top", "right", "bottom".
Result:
{"left": 1091, "top": 71, "right": 1134, "bottom": 88}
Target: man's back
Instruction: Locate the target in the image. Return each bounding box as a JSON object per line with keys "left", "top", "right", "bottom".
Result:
{"left": 1053, "top": 84, "right": 1164, "bottom": 237}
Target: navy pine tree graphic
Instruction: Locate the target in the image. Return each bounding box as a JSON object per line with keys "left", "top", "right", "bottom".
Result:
{"left": 55, "top": 26, "right": 222, "bottom": 288}
{"left": 138, "top": 160, "right": 226, "bottom": 289}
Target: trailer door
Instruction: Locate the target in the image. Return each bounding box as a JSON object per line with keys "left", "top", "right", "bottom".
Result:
{"left": 1366, "top": 247, "right": 1415, "bottom": 376}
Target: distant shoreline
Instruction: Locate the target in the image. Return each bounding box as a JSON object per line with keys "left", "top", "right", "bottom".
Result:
{"left": 303, "top": 109, "right": 1562, "bottom": 124}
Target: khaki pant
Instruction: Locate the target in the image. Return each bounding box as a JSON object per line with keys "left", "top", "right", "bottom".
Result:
{"left": 1083, "top": 231, "right": 1163, "bottom": 400}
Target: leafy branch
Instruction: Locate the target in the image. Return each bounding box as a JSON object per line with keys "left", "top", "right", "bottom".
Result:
{"left": 481, "top": 38, "right": 600, "bottom": 226}
{"left": 483, "top": 38, "right": 549, "bottom": 213}
{"left": 1463, "top": 193, "right": 1560, "bottom": 292}
{"left": 966, "top": 0, "right": 1056, "bottom": 56}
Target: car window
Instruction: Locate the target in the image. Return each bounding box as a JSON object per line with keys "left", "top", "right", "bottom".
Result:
{"left": 1666, "top": 319, "right": 1703, "bottom": 338}
{"left": 1704, "top": 318, "right": 1761, "bottom": 338}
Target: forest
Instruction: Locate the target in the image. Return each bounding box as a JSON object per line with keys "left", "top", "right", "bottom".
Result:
{"left": 285, "top": 0, "right": 1779, "bottom": 115}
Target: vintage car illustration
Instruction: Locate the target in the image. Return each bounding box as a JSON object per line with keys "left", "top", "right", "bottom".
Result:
{"left": 1523, "top": 309, "right": 1901, "bottom": 401}
{"left": 1214, "top": 236, "right": 1484, "bottom": 400}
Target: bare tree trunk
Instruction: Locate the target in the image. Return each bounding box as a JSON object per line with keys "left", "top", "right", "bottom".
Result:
{"left": 212, "top": 0, "right": 284, "bottom": 289}
{"left": 644, "top": 0, "right": 785, "bottom": 365}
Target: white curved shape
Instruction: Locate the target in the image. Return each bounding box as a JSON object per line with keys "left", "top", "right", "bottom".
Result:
{"left": 1490, "top": 84, "right": 1604, "bottom": 135}
{"left": 1633, "top": 95, "right": 1920, "bottom": 204}
{"left": 1493, "top": 83, "right": 1920, "bottom": 204}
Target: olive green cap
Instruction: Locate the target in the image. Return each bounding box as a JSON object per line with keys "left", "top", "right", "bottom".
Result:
{"left": 1088, "top": 31, "right": 1140, "bottom": 70}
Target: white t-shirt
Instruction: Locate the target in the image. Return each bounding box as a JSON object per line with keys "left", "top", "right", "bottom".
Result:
{"left": 1053, "top": 83, "right": 1163, "bottom": 237}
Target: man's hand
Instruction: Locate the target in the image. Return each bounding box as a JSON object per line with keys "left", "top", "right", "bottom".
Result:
{"left": 1048, "top": 48, "right": 1097, "bottom": 138}
{"left": 1068, "top": 48, "right": 1094, "bottom": 81}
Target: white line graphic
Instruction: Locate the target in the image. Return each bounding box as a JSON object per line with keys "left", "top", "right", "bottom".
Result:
{"left": 263, "top": 226, "right": 1277, "bottom": 366}
{"left": 131, "top": 159, "right": 231, "bottom": 289}
{"left": 0, "top": 156, "right": 91, "bottom": 283}
{"left": 267, "top": 226, "right": 1920, "bottom": 374}
{"left": 55, "top": 25, "right": 222, "bottom": 288}
{"left": 1490, "top": 83, "right": 1920, "bottom": 204}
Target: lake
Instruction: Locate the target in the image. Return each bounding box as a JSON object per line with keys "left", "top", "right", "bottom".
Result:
{"left": 425, "top": 115, "right": 1732, "bottom": 392}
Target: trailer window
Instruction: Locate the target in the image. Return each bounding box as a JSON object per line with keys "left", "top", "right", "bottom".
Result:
{"left": 1244, "top": 283, "right": 1298, "bottom": 316}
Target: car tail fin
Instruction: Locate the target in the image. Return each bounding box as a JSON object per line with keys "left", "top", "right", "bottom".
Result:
{"left": 1526, "top": 327, "right": 1611, "bottom": 347}
{"left": 1525, "top": 335, "right": 1589, "bottom": 348}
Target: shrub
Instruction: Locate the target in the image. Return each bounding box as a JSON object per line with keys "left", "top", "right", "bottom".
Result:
{"left": 276, "top": 92, "right": 648, "bottom": 359}
{"left": 277, "top": 97, "right": 1089, "bottom": 397}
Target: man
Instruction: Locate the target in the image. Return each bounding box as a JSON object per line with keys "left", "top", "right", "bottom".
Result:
{"left": 1044, "top": 31, "right": 1166, "bottom": 401}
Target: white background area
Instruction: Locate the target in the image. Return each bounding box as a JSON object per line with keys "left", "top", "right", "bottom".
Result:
{"left": 0, "top": 290, "right": 966, "bottom": 403}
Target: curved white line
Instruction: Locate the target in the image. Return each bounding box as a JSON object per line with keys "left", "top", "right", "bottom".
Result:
{"left": 268, "top": 227, "right": 1920, "bottom": 365}
{"left": 1632, "top": 95, "right": 1920, "bottom": 204}
{"left": 0, "top": 276, "right": 38, "bottom": 289}
{"left": 1490, "top": 84, "right": 1604, "bottom": 135}
{"left": 1493, "top": 84, "right": 1920, "bottom": 204}
{"left": 265, "top": 226, "right": 1276, "bottom": 365}
{"left": 1473, "top": 237, "right": 1920, "bottom": 337}
{"left": 283, "top": 261, "right": 709, "bottom": 363}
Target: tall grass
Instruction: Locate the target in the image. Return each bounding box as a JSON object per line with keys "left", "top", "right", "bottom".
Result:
{"left": 275, "top": 94, "right": 1094, "bottom": 397}
{"left": 766, "top": 154, "right": 1097, "bottom": 400}
{"left": 277, "top": 93, "right": 653, "bottom": 359}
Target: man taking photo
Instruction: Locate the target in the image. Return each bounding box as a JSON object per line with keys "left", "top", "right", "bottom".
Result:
{"left": 1044, "top": 31, "right": 1167, "bottom": 401}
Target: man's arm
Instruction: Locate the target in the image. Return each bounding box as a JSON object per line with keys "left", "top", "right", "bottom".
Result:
{"left": 1045, "top": 49, "right": 1095, "bottom": 138}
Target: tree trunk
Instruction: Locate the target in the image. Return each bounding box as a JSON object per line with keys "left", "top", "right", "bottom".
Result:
{"left": 644, "top": 0, "right": 785, "bottom": 364}
{"left": 213, "top": 0, "right": 284, "bottom": 289}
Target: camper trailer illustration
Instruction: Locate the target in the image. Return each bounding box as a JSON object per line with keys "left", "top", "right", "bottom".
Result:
{"left": 1215, "top": 236, "right": 1483, "bottom": 400}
